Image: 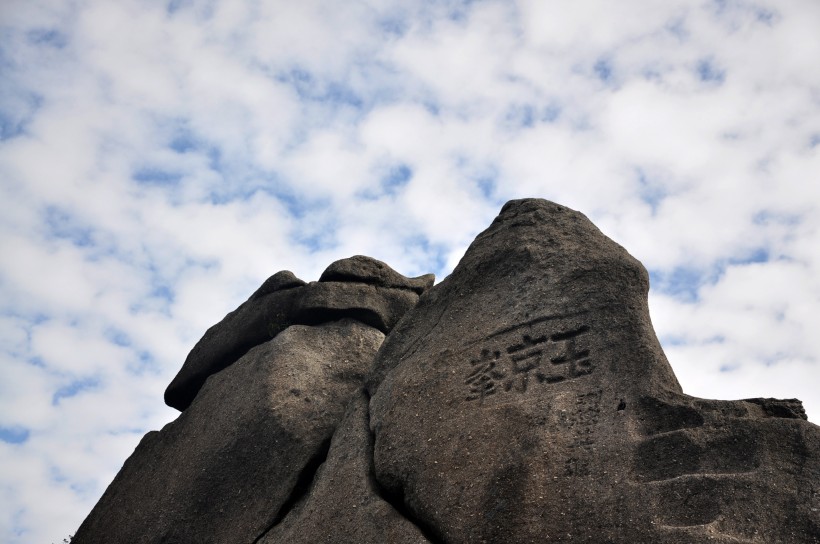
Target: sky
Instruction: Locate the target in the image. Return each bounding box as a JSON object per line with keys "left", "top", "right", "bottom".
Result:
{"left": 1, "top": 0, "right": 819, "bottom": 542}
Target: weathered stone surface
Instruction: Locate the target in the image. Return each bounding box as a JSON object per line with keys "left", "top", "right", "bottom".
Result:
{"left": 320, "top": 255, "right": 435, "bottom": 294}
{"left": 295, "top": 281, "right": 421, "bottom": 334}
{"left": 369, "top": 199, "right": 820, "bottom": 543}
{"left": 74, "top": 319, "right": 384, "bottom": 544}
{"left": 164, "top": 270, "right": 306, "bottom": 411}
{"left": 259, "top": 389, "right": 431, "bottom": 544}
{"left": 165, "top": 262, "right": 432, "bottom": 412}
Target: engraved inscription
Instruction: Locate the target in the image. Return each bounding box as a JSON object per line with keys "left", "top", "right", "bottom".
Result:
{"left": 465, "top": 318, "right": 592, "bottom": 402}
{"left": 465, "top": 349, "right": 505, "bottom": 400}
{"left": 561, "top": 389, "right": 602, "bottom": 476}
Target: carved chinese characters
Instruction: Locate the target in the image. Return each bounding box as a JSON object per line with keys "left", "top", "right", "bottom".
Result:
{"left": 465, "top": 314, "right": 592, "bottom": 403}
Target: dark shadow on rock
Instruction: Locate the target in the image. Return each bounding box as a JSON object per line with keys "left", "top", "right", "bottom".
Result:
{"left": 258, "top": 389, "right": 432, "bottom": 544}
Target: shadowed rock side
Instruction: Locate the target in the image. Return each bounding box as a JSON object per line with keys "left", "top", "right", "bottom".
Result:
{"left": 73, "top": 320, "right": 384, "bottom": 544}
{"left": 165, "top": 258, "right": 432, "bottom": 411}
{"left": 259, "top": 390, "right": 431, "bottom": 544}
{"left": 368, "top": 199, "right": 820, "bottom": 543}
{"left": 294, "top": 281, "right": 421, "bottom": 333}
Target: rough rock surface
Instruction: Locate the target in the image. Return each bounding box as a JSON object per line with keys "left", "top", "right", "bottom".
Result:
{"left": 164, "top": 270, "right": 306, "bottom": 411}
{"left": 368, "top": 199, "right": 820, "bottom": 543}
{"left": 165, "top": 257, "right": 429, "bottom": 411}
{"left": 259, "top": 389, "right": 431, "bottom": 544}
{"left": 76, "top": 199, "right": 819, "bottom": 544}
{"left": 73, "top": 320, "right": 384, "bottom": 544}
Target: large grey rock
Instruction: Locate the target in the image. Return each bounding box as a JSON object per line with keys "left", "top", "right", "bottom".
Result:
{"left": 74, "top": 319, "right": 384, "bottom": 544}
{"left": 369, "top": 199, "right": 820, "bottom": 543}
{"left": 75, "top": 199, "right": 819, "bottom": 544}
{"left": 164, "top": 270, "right": 306, "bottom": 411}
{"left": 165, "top": 259, "right": 432, "bottom": 412}
{"left": 259, "top": 389, "right": 431, "bottom": 544}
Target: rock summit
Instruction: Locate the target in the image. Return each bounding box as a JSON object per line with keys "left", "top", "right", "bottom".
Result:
{"left": 74, "top": 199, "right": 820, "bottom": 543}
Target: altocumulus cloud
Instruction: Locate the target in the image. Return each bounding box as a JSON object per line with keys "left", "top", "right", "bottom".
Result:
{"left": 1, "top": 0, "right": 819, "bottom": 542}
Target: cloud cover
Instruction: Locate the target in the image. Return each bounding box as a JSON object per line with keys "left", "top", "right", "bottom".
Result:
{"left": 1, "top": 0, "right": 819, "bottom": 541}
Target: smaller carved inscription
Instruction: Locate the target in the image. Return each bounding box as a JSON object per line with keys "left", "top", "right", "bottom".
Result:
{"left": 465, "top": 319, "right": 592, "bottom": 402}
{"left": 562, "top": 389, "right": 602, "bottom": 477}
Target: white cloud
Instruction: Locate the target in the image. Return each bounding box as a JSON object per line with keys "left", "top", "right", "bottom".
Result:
{"left": 1, "top": 0, "right": 819, "bottom": 542}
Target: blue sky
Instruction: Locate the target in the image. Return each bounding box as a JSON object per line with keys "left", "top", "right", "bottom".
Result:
{"left": 1, "top": 0, "right": 819, "bottom": 542}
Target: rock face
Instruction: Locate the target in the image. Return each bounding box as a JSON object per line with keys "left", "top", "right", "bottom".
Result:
{"left": 74, "top": 199, "right": 820, "bottom": 544}
{"left": 369, "top": 200, "right": 819, "bottom": 543}
{"left": 258, "top": 390, "right": 432, "bottom": 544}
{"left": 164, "top": 270, "right": 306, "bottom": 411}
{"left": 164, "top": 257, "right": 432, "bottom": 411}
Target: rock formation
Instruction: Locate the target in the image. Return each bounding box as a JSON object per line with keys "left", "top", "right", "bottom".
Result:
{"left": 73, "top": 199, "right": 820, "bottom": 544}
